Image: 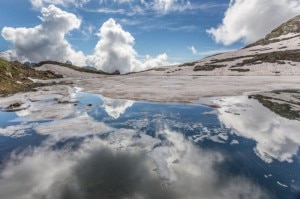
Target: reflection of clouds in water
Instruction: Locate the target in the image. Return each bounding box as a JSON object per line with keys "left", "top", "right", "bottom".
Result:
{"left": 101, "top": 97, "right": 134, "bottom": 119}
{"left": 0, "top": 128, "right": 269, "bottom": 199}
{"left": 216, "top": 96, "right": 300, "bottom": 163}
{"left": 0, "top": 90, "right": 272, "bottom": 198}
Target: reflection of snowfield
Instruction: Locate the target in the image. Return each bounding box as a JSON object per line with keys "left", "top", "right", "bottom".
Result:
{"left": 0, "top": 86, "right": 80, "bottom": 122}
{"left": 0, "top": 87, "right": 269, "bottom": 199}
{"left": 215, "top": 96, "right": 300, "bottom": 163}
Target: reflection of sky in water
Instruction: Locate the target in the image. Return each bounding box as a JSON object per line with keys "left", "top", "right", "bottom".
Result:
{"left": 0, "top": 87, "right": 299, "bottom": 199}
{"left": 215, "top": 96, "right": 300, "bottom": 164}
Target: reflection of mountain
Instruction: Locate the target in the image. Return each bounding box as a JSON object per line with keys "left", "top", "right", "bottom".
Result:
{"left": 102, "top": 97, "right": 134, "bottom": 119}
{"left": 216, "top": 96, "right": 300, "bottom": 163}
{"left": 249, "top": 90, "right": 300, "bottom": 121}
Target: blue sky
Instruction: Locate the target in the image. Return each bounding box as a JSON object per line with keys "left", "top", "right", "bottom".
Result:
{"left": 0, "top": 0, "right": 299, "bottom": 72}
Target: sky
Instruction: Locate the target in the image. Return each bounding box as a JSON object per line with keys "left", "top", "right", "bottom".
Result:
{"left": 0, "top": 0, "right": 300, "bottom": 73}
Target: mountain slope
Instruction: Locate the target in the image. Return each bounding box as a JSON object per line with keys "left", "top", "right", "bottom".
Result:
{"left": 246, "top": 15, "right": 300, "bottom": 48}
{"left": 0, "top": 59, "right": 62, "bottom": 95}
{"left": 161, "top": 15, "right": 300, "bottom": 76}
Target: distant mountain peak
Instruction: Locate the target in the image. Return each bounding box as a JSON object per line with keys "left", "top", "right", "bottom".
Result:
{"left": 246, "top": 15, "right": 300, "bottom": 48}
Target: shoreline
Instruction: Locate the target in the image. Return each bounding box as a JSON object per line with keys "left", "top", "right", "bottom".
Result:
{"left": 31, "top": 63, "right": 300, "bottom": 104}
{"left": 0, "top": 79, "right": 299, "bottom": 123}
{"left": 1, "top": 75, "right": 300, "bottom": 103}
{"left": 75, "top": 75, "right": 300, "bottom": 103}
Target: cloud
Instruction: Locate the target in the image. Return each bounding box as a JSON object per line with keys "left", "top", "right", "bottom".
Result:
{"left": 86, "top": 18, "right": 140, "bottom": 74}
{"left": 1, "top": 6, "right": 169, "bottom": 73}
{"left": 96, "top": 0, "right": 216, "bottom": 14}
{"left": 0, "top": 50, "right": 16, "bottom": 61}
{"left": 100, "top": 0, "right": 182, "bottom": 12}
{"left": 100, "top": 0, "right": 133, "bottom": 4}
{"left": 119, "top": 17, "right": 199, "bottom": 32}
{"left": 207, "top": 0, "right": 300, "bottom": 45}
{"left": 30, "top": 0, "right": 89, "bottom": 9}
{"left": 144, "top": 0, "right": 220, "bottom": 13}
{"left": 188, "top": 46, "right": 198, "bottom": 54}
{"left": 1, "top": 5, "right": 86, "bottom": 65}
{"left": 153, "top": 0, "right": 177, "bottom": 12}
{"left": 0, "top": 127, "right": 270, "bottom": 199}
{"left": 87, "top": 18, "right": 170, "bottom": 74}
{"left": 84, "top": 7, "right": 127, "bottom": 14}
{"left": 142, "top": 53, "right": 170, "bottom": 67}
{"left": 81, "top": 24, "right": 96, "bottom": 40}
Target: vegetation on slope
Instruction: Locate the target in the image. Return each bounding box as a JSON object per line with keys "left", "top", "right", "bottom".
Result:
{"left": 192, "top": 49, "right": 300, "bottom": 71}
{"left": 0, "top": 59, "right": 63, "bottom": 95}
{"left": 231, "top": 50, "right": 300, "bottom": 67}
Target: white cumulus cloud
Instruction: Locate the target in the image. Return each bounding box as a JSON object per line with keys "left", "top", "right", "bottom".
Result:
{"left": 0, "top": 50, "right": 16, "bottom": 61}
{"left": 1, "top": 5, "right": 86, "bottom": 65}
{"left": 207, "top": 0, "right": 300, "bottom": 45}
{"left": 87, "top": 18, "right": 170, "bottom": 74}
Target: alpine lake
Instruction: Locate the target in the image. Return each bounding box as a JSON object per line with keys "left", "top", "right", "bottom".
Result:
{"left": 0, "top": 86, "right": 299, "bottom": 199}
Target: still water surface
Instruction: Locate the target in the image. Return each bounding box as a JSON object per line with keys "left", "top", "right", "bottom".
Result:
{"left": 0, "top": 87, "right": 299, "bottom": 199}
